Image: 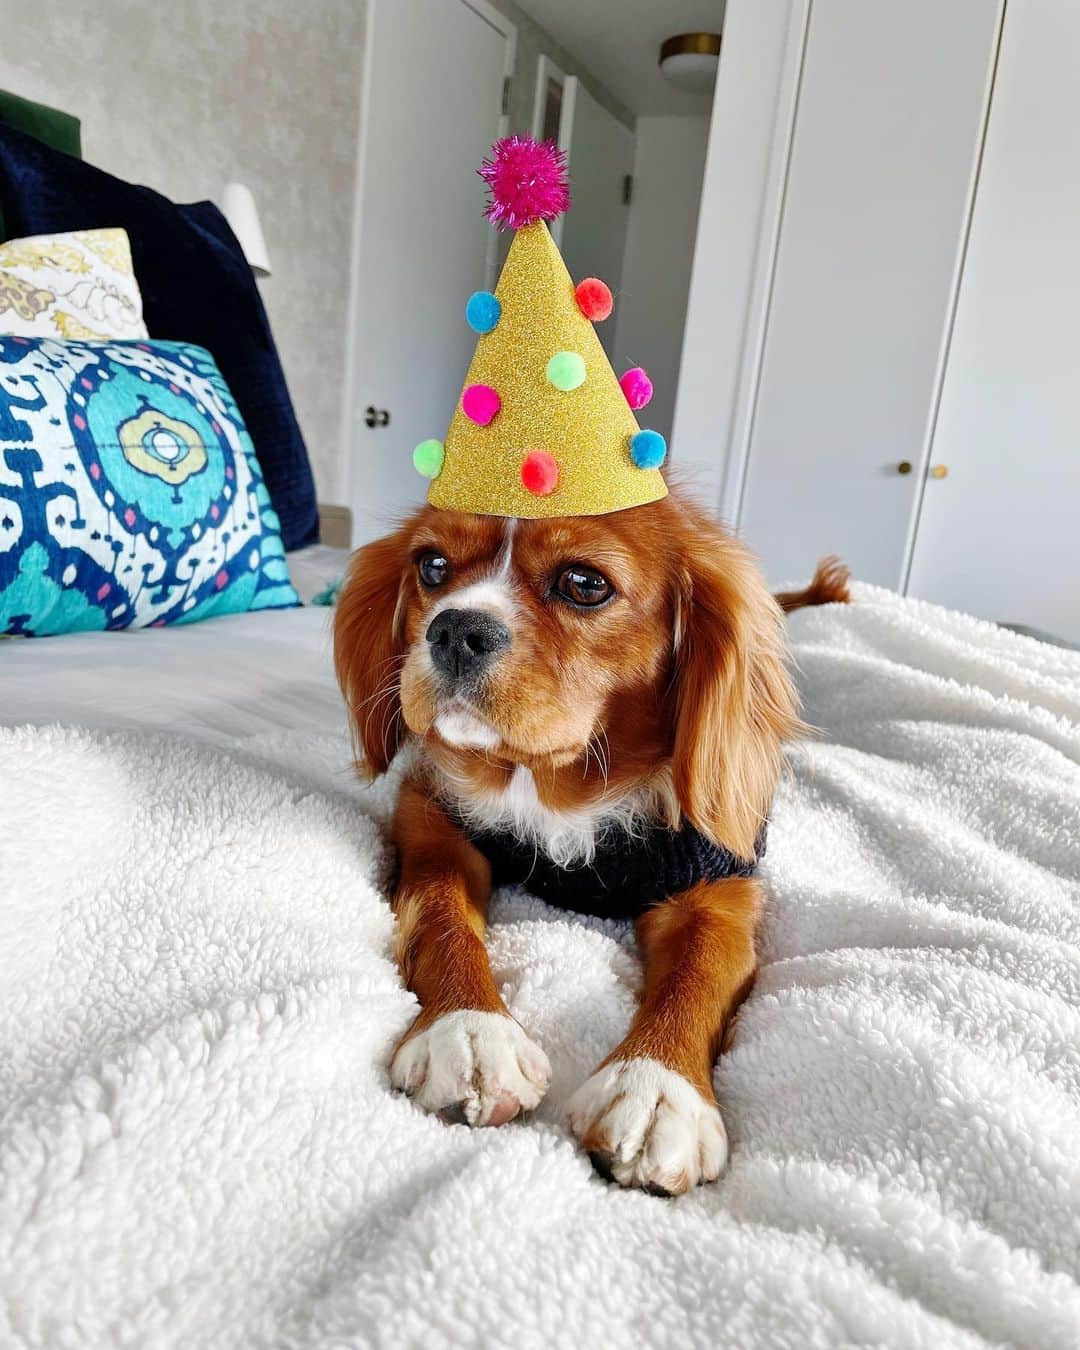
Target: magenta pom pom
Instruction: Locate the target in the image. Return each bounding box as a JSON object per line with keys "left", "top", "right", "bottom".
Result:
{"left": 619, "top": 366, "right": 653, "bottom": 411}
{"left": 521, "top": 450, "right": 559, "bottom": 496}
{"left": 479, "top": 136, "right": 570, "bottom": 231}
{"left": 461, "top": 383, "right": 501, "bottom": 426}
{"left": 575, "top": 278, "right": 613, "bottom": 322}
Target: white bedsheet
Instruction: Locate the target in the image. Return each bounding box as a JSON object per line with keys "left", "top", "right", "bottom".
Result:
{"left": 1, "top": 607, "right": 344, "bottom": 746}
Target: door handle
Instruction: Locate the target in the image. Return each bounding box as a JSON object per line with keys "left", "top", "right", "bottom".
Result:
{"left": 897, "top": 460, "right": 913, "bottom": 475}
{"left": 929, "top": 464, "right": 948, "bottom": 479}
{"left": 364, "top": 406, "right": 391, "bottom": 428}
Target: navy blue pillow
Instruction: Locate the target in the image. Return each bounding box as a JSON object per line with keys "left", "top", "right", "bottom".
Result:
{"left": 0, "top": 125, "right": 318, "bottom": 550}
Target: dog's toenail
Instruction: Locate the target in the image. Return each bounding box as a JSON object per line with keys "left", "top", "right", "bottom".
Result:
{"left": 588, "top": 1150, "right": 616, "bottom": 1182}
{"left": 438, "top": 1102, "right": 469, "bottom": 1126}
{"left": 644, "top": 1180, "right": 675, "bottom": 1198}
{"left": 486, "top": 1095, "right": 521, "bottom": 1127}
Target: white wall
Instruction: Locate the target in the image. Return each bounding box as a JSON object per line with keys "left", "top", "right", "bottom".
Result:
{"left": 615, "top": 116, "right": 711, "bottom": 444}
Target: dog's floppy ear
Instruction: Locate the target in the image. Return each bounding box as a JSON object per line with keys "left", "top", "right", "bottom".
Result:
{"left": 333, "top": 526, "right": 412, "bottom": 778}
{"left": 670, "top": 515, "right": 801, "bottom": 861}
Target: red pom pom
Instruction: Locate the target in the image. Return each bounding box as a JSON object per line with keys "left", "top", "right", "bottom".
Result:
{"left": 461, "top": 383, "right": 501, "bottom": 426}
{"left": 619, "top": 366, "right": 653, "bottom": 411}
{"left": 479, "top": 137, "right": 570, "bottom": 231}
{"left": 575, "top": 278, "right": 613, "bottom": 322}
{"left": 521, "top": 450, "right": 559, "bottom": 496}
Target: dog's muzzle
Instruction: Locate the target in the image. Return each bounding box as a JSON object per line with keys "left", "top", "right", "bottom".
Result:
{"left": 426, "top": 608, "right": 511, "bottom": 684}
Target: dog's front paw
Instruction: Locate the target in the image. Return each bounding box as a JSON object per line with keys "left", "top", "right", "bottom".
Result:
{"left": 390, "top": 1009, "right": 551, "bottom": 1127}
{"left": 567, "top": 1057, "right": 728, "bottom": 1195}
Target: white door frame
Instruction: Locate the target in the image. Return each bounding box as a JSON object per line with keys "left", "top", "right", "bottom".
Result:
{"left": 336, "top": 0, "right": 516, "bottom": 516}
{"left": 531, "top": 55, "right": 573, "bottom": 247}
{"left": 897, "top": 4, "right": 1005, "bottom": 592}
{"left": 531, "top": 53, "right": 568, "bottom": 141}
{"left": 671, "top": 0, "right": 811, "bottom": 524}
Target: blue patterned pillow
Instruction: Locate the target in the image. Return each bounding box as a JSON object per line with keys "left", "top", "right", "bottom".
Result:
{"left": 0, "top": 337, "right": 299, "bottom": 635}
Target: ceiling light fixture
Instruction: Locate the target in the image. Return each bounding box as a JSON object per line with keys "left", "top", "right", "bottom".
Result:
{"left": 658, "top": 32, "right": 722, "bottom": 95}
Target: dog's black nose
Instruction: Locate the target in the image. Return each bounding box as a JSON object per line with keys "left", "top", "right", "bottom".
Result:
{"left": 426, "top": 608, "right": 511, "bottom": 681}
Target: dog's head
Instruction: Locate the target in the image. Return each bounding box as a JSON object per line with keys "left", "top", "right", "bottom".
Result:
{"left": 334, "top": 490, "right": 799, "bottom": 860}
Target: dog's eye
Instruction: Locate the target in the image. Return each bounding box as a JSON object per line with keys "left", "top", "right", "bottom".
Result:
{"left": 418, "top": 551, "right": 450, "bottom": 588}
{"left": 554, "top": 564, "right": 613, "bottom": 608}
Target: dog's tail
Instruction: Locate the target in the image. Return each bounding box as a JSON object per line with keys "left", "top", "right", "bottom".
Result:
{"left": 775, "top": 556, "right": 851, "bottom": 613}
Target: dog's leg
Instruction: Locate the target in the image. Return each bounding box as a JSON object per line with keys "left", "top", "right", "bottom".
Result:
{"left": 567, "top": 877, "right": 759, "bottom": 1194}
{"left": 388, "top": 777, "right": 551, "bottom": 1126}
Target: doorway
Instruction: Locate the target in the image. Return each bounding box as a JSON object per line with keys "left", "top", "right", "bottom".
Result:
{"left": 343, "top": 0, "right": 516, "bottom": 545}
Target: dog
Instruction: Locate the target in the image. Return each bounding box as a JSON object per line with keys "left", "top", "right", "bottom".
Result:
{"left": 334, "top": 486, "right": 848, "bottom": 1195}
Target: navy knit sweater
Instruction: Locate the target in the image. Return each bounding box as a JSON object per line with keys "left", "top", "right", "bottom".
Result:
{"left": 449, "top": 809, "right": 765, "bottom": 921}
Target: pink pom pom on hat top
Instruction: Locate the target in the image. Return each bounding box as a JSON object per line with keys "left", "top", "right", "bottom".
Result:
{"left": 479, "top": 136, "right": 570, "bottom": 231}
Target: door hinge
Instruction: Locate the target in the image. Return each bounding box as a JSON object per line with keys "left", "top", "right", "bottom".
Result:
{"left": 622, "top": 173, "right": 634, "bottom": 205}
{"left": 501, "top": 76, "right": 512, "bottom": 117}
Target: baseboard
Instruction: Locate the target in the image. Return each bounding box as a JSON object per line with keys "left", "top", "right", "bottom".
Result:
{"left": 318, "top": 502, "right": 353, "bottom": 549}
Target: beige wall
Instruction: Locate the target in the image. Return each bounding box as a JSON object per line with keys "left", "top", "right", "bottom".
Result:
{"left": 0, "top": 0, "right": 366, "bottom": 504}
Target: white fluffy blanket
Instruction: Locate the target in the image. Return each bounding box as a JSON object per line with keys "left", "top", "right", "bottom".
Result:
{"left": 3, "top": 586, "right": 1080, "bottom": 1349}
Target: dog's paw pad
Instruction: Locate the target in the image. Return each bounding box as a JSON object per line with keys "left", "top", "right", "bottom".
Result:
{"left": 567, "top": 1057, "right": 728, "bottom": 1194}
{"left": 390, "top": 1009, "right": 551, "bottom": 1127}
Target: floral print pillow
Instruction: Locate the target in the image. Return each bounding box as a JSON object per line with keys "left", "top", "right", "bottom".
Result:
{"left": 0, "top": 228, "right": 149, "bottom": 341}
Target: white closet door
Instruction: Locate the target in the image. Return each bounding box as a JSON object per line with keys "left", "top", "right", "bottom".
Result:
{"left": 907, "top": 0, "right": 1080, "bottom": 645}
{"left": 736, "top": 0, "right": 1002, "bottom": 586}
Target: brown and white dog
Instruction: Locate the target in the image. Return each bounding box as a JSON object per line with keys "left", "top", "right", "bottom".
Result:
{"left": 334, "top": 487, "right": 847, "bottom": 1195}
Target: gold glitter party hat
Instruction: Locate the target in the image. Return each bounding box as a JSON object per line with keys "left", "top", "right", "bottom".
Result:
{"left": 413, "top": 137, "right": 668, "bottom": 519}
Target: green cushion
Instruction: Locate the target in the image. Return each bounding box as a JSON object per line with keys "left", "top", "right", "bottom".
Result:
{"left": 0, "top": 90, "right": 81, "bottom": 240}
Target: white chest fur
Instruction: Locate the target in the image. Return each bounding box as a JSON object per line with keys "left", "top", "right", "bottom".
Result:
{"left": 443, "top": 763, "right": 658, "bottom": 869}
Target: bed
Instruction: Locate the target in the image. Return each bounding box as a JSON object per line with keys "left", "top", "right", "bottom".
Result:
{"left": 3, "top": 90, "right": 1079, "bottom": 1349}
{"left": 0, "top": 547, "right": 349, "bottom": 746}
{"left": 3, "top": 578, "right": 1079, "bottom": 1350}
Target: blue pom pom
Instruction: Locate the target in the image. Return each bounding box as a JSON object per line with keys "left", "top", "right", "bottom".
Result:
{"left": 630, "top": 429, "right": 667, "bottom": 469}
{"left": 465, "top": 290, "right": 501, "bottom": 334}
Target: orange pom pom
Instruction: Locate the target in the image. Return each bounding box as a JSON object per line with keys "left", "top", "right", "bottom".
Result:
{"left": 521, "top": 450, "right": 559, "bottom": 496}
{"left": 575, "top": 278, "right": 613, "bottom": 322}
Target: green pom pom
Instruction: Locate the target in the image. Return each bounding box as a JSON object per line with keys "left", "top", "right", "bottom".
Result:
{"left": 413, "top": 438, "right": 445, "bottom": 479}
{"left": 545, "top": 350, "right": 586, "bottom": 391}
